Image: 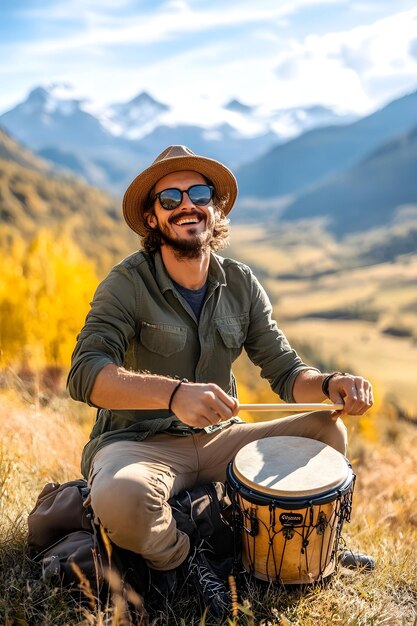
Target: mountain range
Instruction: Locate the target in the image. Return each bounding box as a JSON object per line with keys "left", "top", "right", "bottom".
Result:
{"left": 0, "top": 119, "right": 416, "bottom": 273}
{"left": 0, "top": 84, "right": 354, "bottom": 193}
{"left": 278, "top": 124, "right": 417, "bottom": 235}
{"left": 0, "top": 83, "right": 417, "bottom": 243}
{"left": 234, "top": 88, "right": 417, "bottom": 235}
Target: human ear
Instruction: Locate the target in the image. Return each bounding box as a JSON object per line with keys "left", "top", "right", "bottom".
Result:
{"left": 145, "top": 213, "right": 157, "bottom": 229}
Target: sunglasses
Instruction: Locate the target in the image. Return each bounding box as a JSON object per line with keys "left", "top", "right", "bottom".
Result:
{"left": 154, "top": 184, "right": 214, "bottom": 211}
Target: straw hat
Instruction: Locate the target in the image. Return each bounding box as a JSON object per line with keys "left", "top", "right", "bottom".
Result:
{"left": 123, "top": 145, "right": 238, "bottom": 237}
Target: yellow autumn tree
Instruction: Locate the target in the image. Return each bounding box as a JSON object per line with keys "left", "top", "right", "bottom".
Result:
{"left": 0, "top": 227, "right": 99, "bottom": 370}
{"left": 24, "top": 229, "right": 99, "bottom": 368}
{"left": 0, "top": 228, "right": 28, "bottom": 362}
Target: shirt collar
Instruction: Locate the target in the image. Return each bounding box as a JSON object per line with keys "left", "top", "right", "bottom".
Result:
{"left": 153, "top": 249, "right": 227, "bottom": 293}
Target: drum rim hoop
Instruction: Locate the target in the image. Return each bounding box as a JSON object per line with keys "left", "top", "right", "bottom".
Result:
{"left": 226, "top": 462, "right": 355, "bottom": 510}
{"left": 232, "top": 436, "right": 350, "bottom": 498}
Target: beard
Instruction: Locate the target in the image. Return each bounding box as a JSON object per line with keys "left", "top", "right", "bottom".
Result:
{"left": 156, "top": 212, "right": 216, "bottom": 260}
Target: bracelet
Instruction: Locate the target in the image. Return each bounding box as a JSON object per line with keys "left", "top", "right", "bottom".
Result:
{"left": 321, "top": 372, "right": 346, "bottom": 398}
{"left": 168, "top": 378, "right": 188, "bottom": 413}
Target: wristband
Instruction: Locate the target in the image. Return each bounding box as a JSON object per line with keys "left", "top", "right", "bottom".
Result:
{"left": 321, "top": 372, "right": 346, "bottom": 398}
{"left": 168, "top": 378, "right": 188, "bottom": 413}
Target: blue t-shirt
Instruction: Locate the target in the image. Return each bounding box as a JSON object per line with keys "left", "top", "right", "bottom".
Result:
{"left": 172, "top": 280, "right": 208, "bottom": 319}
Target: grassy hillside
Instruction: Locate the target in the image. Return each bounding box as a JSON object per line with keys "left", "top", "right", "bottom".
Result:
{"left": 1, "top": 379, "right": 416, "bottom": 625}
{"left": 0, "top": 169, "right": 416, "bottom": 623}
{"left": 0, "top": 126, "right": 52, "bottom": 173}
{"left": 0, "top": 159, "right": 138, "bottom": 270}
{"left": 228, "top": 222, "right": 417, "bottom": 413}
{"left": 0, "top": 128, "right": 139, "bottom": 270}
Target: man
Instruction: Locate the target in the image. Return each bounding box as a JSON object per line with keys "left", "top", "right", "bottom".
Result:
{"left": 68, "top": 145, "right": 373, "bottom": 616}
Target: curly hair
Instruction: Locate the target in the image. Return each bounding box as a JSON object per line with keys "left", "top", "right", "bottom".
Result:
{"left": 141, "top": 185, "right": 231, "bottom": 254}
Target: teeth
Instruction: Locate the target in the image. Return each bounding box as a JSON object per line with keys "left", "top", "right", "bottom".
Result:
{"left": 176, "top": 217, "right": 199, "bottom": 225}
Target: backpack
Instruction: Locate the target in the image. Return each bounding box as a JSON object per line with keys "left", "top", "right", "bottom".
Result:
{"left": 27, "top": 479, "right": 236, "bottom": 598}
{"left": 28, "top": 480, "right": 92, "bottom": 556}
{"left": 169, "top": 481, "right": 237, "bottom": 575}
{"left": 27, "top": 480, "right": 149, "bottom": 602}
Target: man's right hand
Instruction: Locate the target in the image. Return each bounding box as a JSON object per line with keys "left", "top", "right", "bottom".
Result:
{"left": 170, "top": 381, "right": 239, "bottom": 428}
{"left": 89, "top": 364, "right": 239, "bottom": 425}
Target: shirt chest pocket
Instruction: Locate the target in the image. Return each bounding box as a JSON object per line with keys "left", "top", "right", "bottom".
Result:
{"left": 215, "top": 315, "right": 248, "bottom": 350}
{"left": 140, "top": 321, "right": 187, "bottom": 357}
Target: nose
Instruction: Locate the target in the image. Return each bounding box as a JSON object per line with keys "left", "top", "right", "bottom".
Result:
{"left": 178, "top": 189, "right": 195, "bottom": 209}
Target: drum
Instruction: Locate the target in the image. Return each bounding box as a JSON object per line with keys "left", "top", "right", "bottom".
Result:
{"left": 226, "top": 436, "right": 355, "bottom": 584}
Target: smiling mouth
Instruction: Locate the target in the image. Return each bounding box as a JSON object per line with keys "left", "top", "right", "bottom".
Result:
{"left": 171, "top": 212, "right": 204, "bottom": 227}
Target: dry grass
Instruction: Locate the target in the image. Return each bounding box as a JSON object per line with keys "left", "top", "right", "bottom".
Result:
{"left": 1, "top": 382, "right": 417, "bottom": 625}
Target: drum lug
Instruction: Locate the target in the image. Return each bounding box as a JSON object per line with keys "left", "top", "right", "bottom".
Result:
{"left": 316, "top": 511, "right": 328, "bottom": 536}
{"left": 283, "top": 527, "right": 295, "bottom": 540}
{"left": 243, "top": 510, "right": 259, "bottom": 537}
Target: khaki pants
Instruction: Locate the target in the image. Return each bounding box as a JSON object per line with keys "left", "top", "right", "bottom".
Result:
{"left": 89, "top": 412, "right": 347, "bottom": 570}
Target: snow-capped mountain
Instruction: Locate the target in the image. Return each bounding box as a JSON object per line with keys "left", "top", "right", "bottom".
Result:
{"left": 0, "top": 85, "right": 116, "bottom": 151}
{"left": 0, "top": 83, "right": 357, "bottom": 193}
{"left": 102, "top": 92, "right": 170, "bottom": 139}
{"left": 265, "top": 104, "right": 356, "bottom": 138}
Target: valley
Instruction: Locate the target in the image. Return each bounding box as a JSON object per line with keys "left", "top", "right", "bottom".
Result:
{"left": 229, "top": 224, "right": 417, "bottom": 412}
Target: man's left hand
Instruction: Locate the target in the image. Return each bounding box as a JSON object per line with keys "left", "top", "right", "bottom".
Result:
{"left": 328, "top": 373, "right": 373, "bottom": 419}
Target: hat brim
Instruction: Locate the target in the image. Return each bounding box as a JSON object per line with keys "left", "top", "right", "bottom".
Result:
{"left": 123, "top": 154, "right": 238, "bottom": 237}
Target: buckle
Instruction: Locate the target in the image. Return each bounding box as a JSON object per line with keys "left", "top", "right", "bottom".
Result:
{"left": 203, "top": 416, "right": 242, "bottom": 434}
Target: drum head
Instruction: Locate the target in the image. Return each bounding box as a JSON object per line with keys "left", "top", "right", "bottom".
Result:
{"left": 233, "top": 436, "right": 349, "bottom": 498}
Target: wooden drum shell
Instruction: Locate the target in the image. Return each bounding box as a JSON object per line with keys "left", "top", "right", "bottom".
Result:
{"left": 227, "top": 437, "right": 355, "bottom": 585}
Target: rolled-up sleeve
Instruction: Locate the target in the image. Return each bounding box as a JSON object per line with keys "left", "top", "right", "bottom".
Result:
{"left": 244, "top": 270, "right": 313, "bottom": 403}
{"left": 67, "top": 265, "right": 137, "bottom": 405}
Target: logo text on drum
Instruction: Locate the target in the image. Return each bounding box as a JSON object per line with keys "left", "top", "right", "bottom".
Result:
{"left": 279, "top": 512, "right": 304, "bottom": 526}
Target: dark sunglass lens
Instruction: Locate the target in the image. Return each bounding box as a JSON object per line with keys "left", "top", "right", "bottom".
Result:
{"left": 188, "top": 185, "right": 212, "bottom": 205}
{"left": 159, "top": 188, "right": 182, "bottom": 210}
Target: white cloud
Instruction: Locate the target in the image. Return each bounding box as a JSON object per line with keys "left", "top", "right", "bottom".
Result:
{"left": 1, "top": 0, "right": 417, "bottom": 117}
{"left": 15, "top": 0, "right": 346, "bottom": 55}
{"left": 272, "top": 6, "right": 417, "bottom": 113}
{"left": 410, "top": 38, "right": 417, "bottom": 61}
{"left": 162, "top": 0, "right": 190, "bottom": 11}
{"left": 1, "top": 0, "right": 350, "bottom": 108}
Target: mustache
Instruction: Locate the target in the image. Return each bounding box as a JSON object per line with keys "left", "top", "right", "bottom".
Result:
{"left": 168, "top": 209, "right": 204, "bottom": 224}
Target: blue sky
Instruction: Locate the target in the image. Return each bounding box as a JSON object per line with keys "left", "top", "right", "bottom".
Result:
{"left": 1, "top": 0, "right": 417, "bottom": 116}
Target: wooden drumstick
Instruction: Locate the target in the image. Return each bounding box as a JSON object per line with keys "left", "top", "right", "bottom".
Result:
{"left": 239, "top": 403, "right": 344, "bottom": 412}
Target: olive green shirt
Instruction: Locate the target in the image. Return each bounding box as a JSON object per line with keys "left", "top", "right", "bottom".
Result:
{"left": 68, "top": 250, "right": 311, "bottom": 477}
